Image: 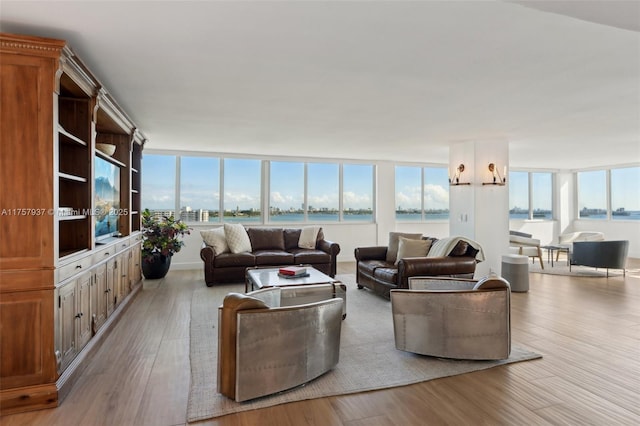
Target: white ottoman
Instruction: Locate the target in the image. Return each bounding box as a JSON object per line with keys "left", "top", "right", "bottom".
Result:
{"left": 501, "top": 254, "right": 529, "bottom": 292}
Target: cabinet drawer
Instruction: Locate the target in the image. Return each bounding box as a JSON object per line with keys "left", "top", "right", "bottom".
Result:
{"left": 93, "top": 246, "right": 116, "bottom": 264}
{"left": 57, "top": 256, "right": 93, "bottom": 283}
{"left": 115, "top": 239, "right": 130, "bottom": 252}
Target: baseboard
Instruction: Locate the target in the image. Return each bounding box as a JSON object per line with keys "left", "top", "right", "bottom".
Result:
{"left": 0, "top": 383, "right": 58, "bottom": 416}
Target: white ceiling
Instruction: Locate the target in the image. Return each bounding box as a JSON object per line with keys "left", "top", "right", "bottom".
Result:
{"left": 2, "top": 1, "right": 639, "bottom": 170}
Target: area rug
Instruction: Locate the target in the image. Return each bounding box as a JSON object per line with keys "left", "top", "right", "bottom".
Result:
{"left": 187, "top": 275, "right": 542, "bottom": 423}
{"left": 527, "top": 263, "right": 638, "bottom": 278}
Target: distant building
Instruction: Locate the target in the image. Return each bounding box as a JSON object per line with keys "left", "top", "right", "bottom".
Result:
{"left": 180, "top": 206, "right": 209, "bottom": 222}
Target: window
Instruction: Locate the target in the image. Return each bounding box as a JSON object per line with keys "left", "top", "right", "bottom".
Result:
{"left": 610, "top": 166, "right": 639, "bottom": 220}
{"left": 269, "top": 161, "right": 304, "bottom": 222}
{"left": 423, "top": 167, "right": 449, "bottom": 220}
{"left": 577, "top": 170, "right": 606, "bottom": 219}
{"left": 223, "top": 158, "right": 261, "bottom": 223}
{"left": 395, "top": 166, "right": 421, "bottom": 221}
{"left": 142, "top": 154, "right": 176, "bottom": 217}
{"left": 508, "top": 171, "right": 529, "bottom": 219}
{"left": 179, "top": 156, "right": 220, "bottom": 223}
{"left": 343, "top": 164, "right": 374, "bottom": 221}
{"left": 531, "top": 172, "right": 552, "bottom": 219}
{"left": 508, "top": 171, "right": 554, "bottom": 220}
{"left": 143, "top": 153, "right": 375, "bottom": 224}
{"left": 395, "top": 166, "right": 449, "bottom": 221}
{"left": 307, "top": 163, "right": 339, "bottom": 221}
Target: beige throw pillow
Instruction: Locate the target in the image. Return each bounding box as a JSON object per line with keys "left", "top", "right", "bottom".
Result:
{"left": 386, "top": 232, "right": 423, "bottom": 263}
{"left": 223, "top": 223, "right": 252, "bottom": 254}
{"left": 200, "top": 227, "right": 229, "bottom": 255}
{"left": 395, "top": 237, "right": 432, "bottom": 265}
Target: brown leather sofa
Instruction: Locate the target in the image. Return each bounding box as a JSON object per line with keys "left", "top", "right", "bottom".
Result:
{"left": 200, "top": 227, "right": 340, "bottom": 286}
{"left": 355, "top": 235, "right": 479, "bottom": 299}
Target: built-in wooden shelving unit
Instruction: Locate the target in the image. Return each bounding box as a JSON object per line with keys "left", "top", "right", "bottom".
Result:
{"left": 0, "top": 32, "right": 146, "bottom": 415}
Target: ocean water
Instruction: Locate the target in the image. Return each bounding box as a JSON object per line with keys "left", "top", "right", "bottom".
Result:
{"left": 197, "top": 210, "right": 640, "bottom": 223}
{"left": 217, "top": 213, "right": 373, "bottom": 223}
{"left": 396, "top": 213, "right": 449, "bottom": 221}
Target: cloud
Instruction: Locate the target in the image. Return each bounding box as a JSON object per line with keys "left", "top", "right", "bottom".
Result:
{"left": 423, "top": 184, "right": 449, "bottom": 208}
{"left": 308, "top": 194, "right": 338, "bottom": 207}
{"left": 343, "top": 191, "right": 372, "bottom": 209}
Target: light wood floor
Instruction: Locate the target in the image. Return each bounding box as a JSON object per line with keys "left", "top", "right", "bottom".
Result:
{"left": 3, "top": 260, "right": 639, "bottom": 425}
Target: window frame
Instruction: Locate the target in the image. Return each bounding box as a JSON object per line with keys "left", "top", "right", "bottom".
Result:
{"left": 142, "top": 152, "right": 376, "bottom": 224}
{"left": 508, "top": 170, "right": 555, "bottom": 221}
{"left": 395, "top": 164, "right": 450, "bottom": 222}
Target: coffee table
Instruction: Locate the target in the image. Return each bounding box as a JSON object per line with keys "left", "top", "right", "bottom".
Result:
{"left": 245, "top": 265, "right": 337, "bottom": 292}
{"left": 245, "top": 265, "right": 347, "bottom": 318}
{"left": 542, "top": 245, "right": 571, "bottom": 267}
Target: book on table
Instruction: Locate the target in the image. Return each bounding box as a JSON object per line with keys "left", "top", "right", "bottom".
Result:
{"left": 278, "top": 266, "right": 307, "bottom": 276}
{"left": 277, "top": 272, "right": 310, "bottom": 279}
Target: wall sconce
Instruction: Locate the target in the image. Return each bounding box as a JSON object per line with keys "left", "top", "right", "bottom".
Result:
{"left": 482, "top": 163, "right": 506, "bottom": 186}
{"left": 449, "top": 163, "right": 471, "bottom": 186}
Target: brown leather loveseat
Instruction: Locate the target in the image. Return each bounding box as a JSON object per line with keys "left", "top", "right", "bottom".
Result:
{"left": 200, "top": 226, "right": 340, "bottom": 286}
{"left": 355, "top": 233, "right": 482, "bottom": 299}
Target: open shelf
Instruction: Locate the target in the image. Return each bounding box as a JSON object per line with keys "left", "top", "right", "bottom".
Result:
{"left": 58, "top": 126, "right": 87, "bottom": 146}
{"left": 59, "top": 172, "right": 87, "bottom": 183}
{"left": 58, "top": 215, "right": 88, "bottom": 222}
{"left": 95, "top": 149, "right": 126, "bottom": 168}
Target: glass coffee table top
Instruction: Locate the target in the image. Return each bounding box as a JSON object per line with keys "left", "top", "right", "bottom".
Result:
{"left": 245, "top": 266, "right": 336, "bottom": 292}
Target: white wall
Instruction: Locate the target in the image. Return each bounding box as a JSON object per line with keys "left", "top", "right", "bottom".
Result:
{"left": 449, "top": 140, "right": 510, "bottom": 277}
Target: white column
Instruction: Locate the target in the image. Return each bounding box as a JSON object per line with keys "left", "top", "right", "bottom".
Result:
{"left": 449, "top": 140, "right": 510, "bottom": 277}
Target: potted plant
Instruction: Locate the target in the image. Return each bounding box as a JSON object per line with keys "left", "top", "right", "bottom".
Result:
{"left": 141, "top": 208, "right": 191, "bottom": 279}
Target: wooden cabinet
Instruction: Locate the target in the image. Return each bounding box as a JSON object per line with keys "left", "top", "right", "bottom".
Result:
{"left": 91, "top": 264, "right": 108, "bottom": 333}
{"left": 0, "top": 33, "right": 146, "bottom": 415}
{"left": 106, "top": 256, "right": 120, "bottom": 314}
{"left": 56, "top": 271, "right": 91, "bottom": 372}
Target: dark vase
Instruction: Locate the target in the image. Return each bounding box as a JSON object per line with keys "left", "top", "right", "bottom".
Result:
{"left": 142, "top": 254, "right": 172, "bottom": 279}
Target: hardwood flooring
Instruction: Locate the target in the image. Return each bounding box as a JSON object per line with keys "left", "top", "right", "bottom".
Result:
{"left": 2, "top": 260, "right": 639, "bottom": 425}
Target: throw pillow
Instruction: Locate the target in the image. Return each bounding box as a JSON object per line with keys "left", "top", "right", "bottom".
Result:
{"left": 298, "top": 226, "right": 320, "bottom": 249}
{"left": 395, "top": 237, "right": 432, "bottom": 265}
{"left": 200, "top": 227, "right": 229, "bottom": 255}
{"left": 386, "top": 232, "right": 423, "bottom": 263}
{"left": 223, "top": 223, "right": 252, "bottom": 254}
{"left": 449, "top": 240, "right": 469, "bottom": 256}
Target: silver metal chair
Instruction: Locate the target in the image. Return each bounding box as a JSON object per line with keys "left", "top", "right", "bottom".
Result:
{"left": 390, "top": 276, "right": 511, "bottom": 360}
{"left": 217, "top": 284, "right": 343, "bottom": 402}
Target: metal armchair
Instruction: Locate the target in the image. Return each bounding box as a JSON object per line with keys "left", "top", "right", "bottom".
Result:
{"left": 217, "top": 285, "right": 343, "bottom": 402}
{"left": 390, "top": 276, "right": 511, "bottom": 360}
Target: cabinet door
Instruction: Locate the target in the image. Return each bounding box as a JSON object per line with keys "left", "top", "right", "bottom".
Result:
{"left": 1, "top": 288, "right": 56, "bottom": 388}
{"left": 119, "top": 252, "right": 130, "bottom": 299}
{"left": 58, "top": 280, "right": 77, "bottom": 372}
{"left": 92, "top": 264, "right": 108, "bottom": 332}
{"left": 106, "top": 258, "right": 118, "bottom": 317}
{"left": 130, "top": 244, "right": 142, "bottom": 285}
{"left": 76, "top": 272, "right": 92, "bottom": 350}
{"left": 0, "top": 51, "right": 55, "bottom": 273}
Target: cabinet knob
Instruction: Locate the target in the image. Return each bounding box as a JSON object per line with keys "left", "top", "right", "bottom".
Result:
{"left": 75, "top": 265, "right": 82, "bottom": 269}
{"left": 105, "top": 252, "right": 110, "bottom": 256}
{"left": 75, "top": 313, "right": 82, "bottom": 318}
